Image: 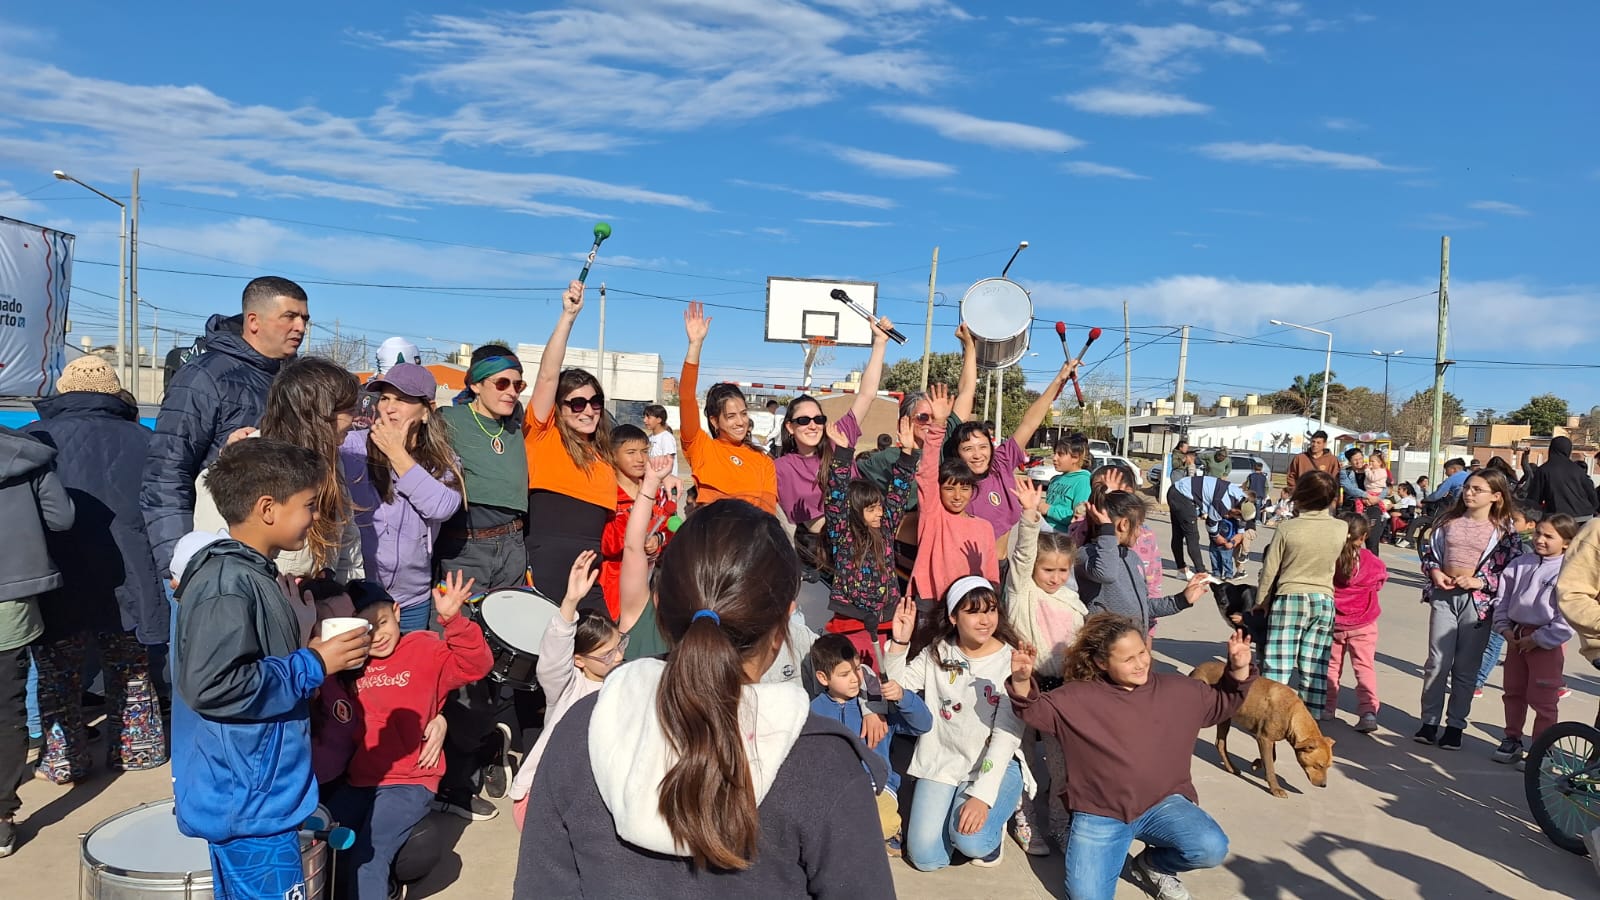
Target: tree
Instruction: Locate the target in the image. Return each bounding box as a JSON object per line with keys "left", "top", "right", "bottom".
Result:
{"left": 1508, "top": 394, "right": 1570, "bottom": 436}
{"left": 1476, "top": 408, "right": 1498, "bottom": 424}
{"left": 1391, "top": 389, "right": 1465, "bottom": 446}
{"left": 1272, "top": 371, "right": 1343, "bottom": 418}
{"left": 1331, "top": 386, "right": 1388, "bottom": 433}
{"left": 308, "top": 335, "right": 370, "bottom": 371}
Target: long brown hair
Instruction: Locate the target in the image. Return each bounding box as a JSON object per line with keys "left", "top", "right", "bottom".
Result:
{"left": 844, "top": 477, "right": 887, "bottom": 574}
{"left": 1435, "top": 469, "right": 1515, "bottom": 532}
{"left": 1062, "top": 612, "right": 1144, "bottom": 682}
{"left": 259, "top": 356, "right": 359, "bottom": 571}
{"left": 653, "top": 500, "right": 798, "bottom": 871}
{"left": 366, "top": 396, "right": 463, "bottom": 505}
{"left": 919, "top": 585, "right": 1024, "bottom": 673}
{"left": 778, "top": 394, "right": 834, "bottom": 491}
{"left": 1334, "top": 510, "right": 1368, "bottom": 585}
{"left": 555, "top": 368, "right": 612, "bottom": 471}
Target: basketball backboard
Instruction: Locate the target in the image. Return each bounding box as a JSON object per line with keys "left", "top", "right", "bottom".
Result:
{"left": 765, "top": 277, "right": 878, "bottom": 347}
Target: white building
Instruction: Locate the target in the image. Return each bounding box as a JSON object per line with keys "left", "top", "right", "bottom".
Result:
{"left": 1126, "top": 412, "right": 1339, "bottom": 456}
{"left": 515, "top": 343, "right": 663, "bottom": 403}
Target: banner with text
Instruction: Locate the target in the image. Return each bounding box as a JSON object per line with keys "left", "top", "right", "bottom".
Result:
{"left": 0, "top": 216, "right": 73, "bottom": 397}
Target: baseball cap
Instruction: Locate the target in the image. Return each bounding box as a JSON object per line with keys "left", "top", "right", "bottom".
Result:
{"left": 366, "top": 363, "right": 436, "bottom": 401}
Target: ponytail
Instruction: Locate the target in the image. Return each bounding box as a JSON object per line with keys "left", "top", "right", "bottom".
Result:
{"left": 652, "top": 500, "right": 797, "bottom": 870}
{"left": 1334, "top": 510, "right": 1368, "bottom": 585}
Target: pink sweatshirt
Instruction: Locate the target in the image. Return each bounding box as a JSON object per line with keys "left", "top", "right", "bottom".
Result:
{"left": 1333, "top": 547, "right": 1387, "bottom": 630}
{"left": 911, "top": 423, "right": 998, "bottom": 600}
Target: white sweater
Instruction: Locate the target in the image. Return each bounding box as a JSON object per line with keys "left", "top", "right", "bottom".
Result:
{"left": 509, "top": 613, "right": 603, "bottom": 801}
{"left": 884, "top": 640, "right": 1034, "bottom": 806}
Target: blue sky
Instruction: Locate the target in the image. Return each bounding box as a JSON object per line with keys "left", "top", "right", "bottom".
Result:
{"left": 0, "top": 1, "right": 1594, "bottom": 418}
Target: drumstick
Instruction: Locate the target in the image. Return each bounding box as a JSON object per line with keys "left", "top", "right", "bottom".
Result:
{"left": 1073, "top": 327, "right": 1103, "bottom": 365}
{"left": 578, "top": 222, "right": 612, "bottom": 284}
{"left": 1054, "top": 321, "right": 1070, "bottom": 359}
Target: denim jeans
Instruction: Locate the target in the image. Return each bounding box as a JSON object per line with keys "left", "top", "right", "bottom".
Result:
{"left": 1065, "top": 794, "right": 1230, "bottom": 900}
{"left": 1209, "top": 544, "right": 1235, "bottom": 579}
{"left": 904, "top": 758, "right": 1024, "bottom": 872}
{"left": 25, "top": 649, "right": 39, "bottom": 738}
{"left": 327, "top": 782, "right": 433, "bottom": 900}
{"left": 397, "top": 600, "right": 434, "bottom": 635}
{"left": 1476, "top": 630, "right": 1505, "bottom": 690}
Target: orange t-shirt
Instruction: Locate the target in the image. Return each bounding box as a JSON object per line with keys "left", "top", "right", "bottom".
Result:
{"left": 678, "top": 361, "right": 777, "bottom": 513}
{"left": 522, "top": 408, "right": 617, "bottom": 510}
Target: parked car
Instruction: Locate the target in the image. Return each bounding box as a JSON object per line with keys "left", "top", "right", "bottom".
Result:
{"left": 1026, "top": 455, "right": 1146, "bottom": 489}
{"left": 1147, "top": 452, "right": 1271, "bottom": 490}
{"left": 1088, "top": 439, "right": 1113, "bottom": 458}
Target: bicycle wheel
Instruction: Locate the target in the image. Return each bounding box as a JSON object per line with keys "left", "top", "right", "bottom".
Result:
{"left": 1525, "top": 720, "right": 1600, "bottom": 854}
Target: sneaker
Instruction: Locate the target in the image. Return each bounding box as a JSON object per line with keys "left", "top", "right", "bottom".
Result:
{"left": 1318, "top": 710, "right": 1336, "bottom": 723}
{"left": 482, "top": 723, "right": 513, "bottom": 800}
{"left": 970, "top": 841, "right": 1004, "bottom": 868}
{"left": 1124, "top": 849, "right": 1193, "bottom": 900}
{"left": 1438, "top": 726, "right": 1463, "bottom": 751}
{"left": 1515, "top": 757, "right": 1527, "bottom": 772}
{"left": 885, "top": 836, "right": 903, "bottom": 858}
{"left": 1022, "top": 827, "right": 1049, "bottom": 857}
{"left": 1492, "top": 737, "right": 1524, "bottom": 764}
{"left": 387, "top": 875, "right": 408, "bottom": 900}
{"left": 431, "top": 795, "right": 498, "bottom": 821}
{"left": 1472, "top": 688, "right": 1484, "bottom": 699}
{"left": 1559, "top": 687, "right": 1574, "bottom": 701}
{"left": 1009, "top": 809, "right": 1049, "bottom": 856}
{"left": 1413, "top": 724, "right": 1438, "bottom": 745}
{"left": 0, "top": 817, "right": 13, "bottom": 858}
{"left": 1355, "top": 713, "right": 1379, "bottom": 734}
{"left": 1179, "top": 568, "right": 1195, "bottom": 581}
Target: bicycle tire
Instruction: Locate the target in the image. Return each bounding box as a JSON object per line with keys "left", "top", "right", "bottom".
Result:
{"left": 1525, "top": 719, "right": 1600, "bottom": 855}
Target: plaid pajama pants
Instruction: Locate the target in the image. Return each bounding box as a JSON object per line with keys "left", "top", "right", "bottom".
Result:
{"left": 1262, "top": 593, "right": 1335, "bottom": 712}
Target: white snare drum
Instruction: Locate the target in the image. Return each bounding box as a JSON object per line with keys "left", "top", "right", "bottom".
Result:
{"left": 477, "top": 587, "right": 561, "bottom": 690}
{"left": 80, "top": 799, "right": 330, "bottom": 900}
{"left": 960, "top": 277, "right": 1033, "bottom": 369}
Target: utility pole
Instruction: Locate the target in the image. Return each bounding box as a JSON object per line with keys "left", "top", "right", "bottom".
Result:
{"left": 596, "top": 282, "right": 607, "bottom": 397}
{"left": 128, "top": 169, "right": 140, "bottom": 400}
{"left": 1428, "top": 236, "right": 1451, "bottom": 484}
{"left": 150, "top": 308, "right": 158, "bottom": 401}
{"left": 994, "top": 370, "right": 1004, "bottom": 437}
{"left": 1122, "top": 301, "right": 1132, "bottom": 456}
{"left": 1174, "top": 325, "right": 1190, "bottom": 419}
{"left": 921, "top": 246, "right": 939, "bottom": 390}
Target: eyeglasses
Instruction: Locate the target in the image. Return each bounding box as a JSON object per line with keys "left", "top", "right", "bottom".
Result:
{"left": 581, "top": 633, "right": 630, "bottom": 664}
{"left": 791, "top": 414, "right": 828, "bottom": 427}
{"left": 563, "top": 396, "right": 604, "bottom": 413}
{"left": 488, "top": 376, "right": 527, "bottom": 393}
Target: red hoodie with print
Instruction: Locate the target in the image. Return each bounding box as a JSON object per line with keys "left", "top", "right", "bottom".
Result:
{"left": 347, "top": 614, "right": 493, "bottom": 790}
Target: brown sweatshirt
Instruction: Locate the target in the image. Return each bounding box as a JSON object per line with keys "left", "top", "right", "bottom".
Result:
{"left": 1285, "top": 449, "right": 1341, "bottom": 494}
{"left": 1008, "top": 670, "right": 1253, "bottom": 823}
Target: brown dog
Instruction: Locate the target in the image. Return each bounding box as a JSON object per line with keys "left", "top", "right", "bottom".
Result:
{"left": 1190, "top": 660, "right": 1336, "bottom": 798}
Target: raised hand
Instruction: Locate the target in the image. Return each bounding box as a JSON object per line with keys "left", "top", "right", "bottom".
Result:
{"left": 872, "top": 315, "right": 896, "bottom": 346}
{"left": 562, "top": 279, "right": 585, "bottom": 317}
{"left": 890, "top": 592, "right": 917, "bottom": 648}
{"left": 955, "top": 323, "right": 975, "bottom": 347}
{"left": 928, "top": 382, "right": 954, "bottom": 423}
{"left": 644, "top": 455, "right": 672, "bottom": 492}
{"left": 897, "top": 414, "right": 916, "bottom": 451}
{"left": 1226, "top": 627, "right": 1253, "bottom": 675}
{"left": 1099, "top": 467, "right": 1131, "bottom": 494}
{"left": 432, "top": 569, "right": 478, "bottom": 622}
{"left": 684, "top": 300, "right": 712, "bottom": 345}
{"left": 825, "top": 417, "right": 853, "bottom": 451}
{"left": 1010, "top": 642, "right": 1037, "bottom": 690}
{"left": 562, "top": 550, "right": 600, "bottom": 618}
{"left": 1014, "top": 474, "right": 1043, "bottom": 517}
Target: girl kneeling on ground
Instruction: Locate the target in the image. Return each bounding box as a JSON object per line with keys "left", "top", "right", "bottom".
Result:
{"left": 1008, "top": 613, "right": 1254, "bottom": 900}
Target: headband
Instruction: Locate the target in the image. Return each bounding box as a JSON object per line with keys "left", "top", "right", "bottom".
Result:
{"left": 945, "top": 575, "right": 994, "bottom": 615}
{"left": 467, "top": 355, "right": 523, "bottom": 385}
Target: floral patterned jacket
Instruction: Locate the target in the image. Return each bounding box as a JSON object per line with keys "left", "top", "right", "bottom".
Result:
{"left": 825, "top": 448, "right": 913, "bottom": 624}
{"left": 1419, "top": 519, "right": 1524, "bottom": 621}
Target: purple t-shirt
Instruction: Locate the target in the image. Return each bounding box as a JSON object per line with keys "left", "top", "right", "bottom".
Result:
{"left": 966, "top": 436, "right": 1027, "bottom": 540}
{"left": 775, "top": 411, "right": 860, "bottom": 525}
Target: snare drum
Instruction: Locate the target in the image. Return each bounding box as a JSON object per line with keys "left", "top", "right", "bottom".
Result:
{"left": 478, "top": 587, "right": 561, "bottom": 690}
{"left": 80, "top": 799, "right": 330, "bottom": 900}
{"left": 960, "top": 277, "right": 1033, "bottom": 369}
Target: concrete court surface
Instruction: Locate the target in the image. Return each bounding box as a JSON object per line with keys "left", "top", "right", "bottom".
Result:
{"left": 14, "top": 516, "right": 1600, "bottom": 899}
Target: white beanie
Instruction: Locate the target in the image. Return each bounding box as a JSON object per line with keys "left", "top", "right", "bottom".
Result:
{"left": 376, "top": 337, "right": 420, "bottom": 375}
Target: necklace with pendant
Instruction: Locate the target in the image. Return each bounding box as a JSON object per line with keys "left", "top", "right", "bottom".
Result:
{"left": 471, "top": 405, "right": 507, "bottom": 455}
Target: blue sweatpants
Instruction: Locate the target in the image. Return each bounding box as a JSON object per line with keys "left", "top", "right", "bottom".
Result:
{"left": 208, "top": 831, "right": 304, "bottom": 900}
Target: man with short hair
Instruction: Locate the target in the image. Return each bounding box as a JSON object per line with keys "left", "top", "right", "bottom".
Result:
{"left": 1425, "top": 458, "right": 1471, "bottom": 506}
{"left": 1169, "top": 470, "right": 1245, "bottom": 581}
{"left": 1203, "top": 448, "right": 1230, "bottom": 480}
{"left": 142, "top": 276, "right": 309, "bottom": 578}
{"left": 1284, "top": 430, "right": 1341, "bottom": 499}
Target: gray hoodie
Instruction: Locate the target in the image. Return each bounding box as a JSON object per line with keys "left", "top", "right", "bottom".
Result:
{"left": 1078, "top": 524, "right": 1190, "bottom": 632}
{"left": 0, "top": 426, "right": 75, "bottom": 648}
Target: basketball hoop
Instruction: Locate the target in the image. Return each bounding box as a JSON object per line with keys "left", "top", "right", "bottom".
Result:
{"left": 801, "top": 336, "right": 836, "bottom": 389}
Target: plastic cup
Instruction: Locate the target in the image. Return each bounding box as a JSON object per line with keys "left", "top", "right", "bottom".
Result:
{"left": 319, "top": 617, "right": 371, "bottom": 641}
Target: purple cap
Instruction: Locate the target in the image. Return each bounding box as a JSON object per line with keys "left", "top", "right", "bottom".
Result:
{"left": 366, "top": 363, "right": 436, "bottom": 401}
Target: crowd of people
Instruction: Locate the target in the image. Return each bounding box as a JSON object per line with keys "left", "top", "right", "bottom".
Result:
{"left": 4, "top": 272, "right": 1600, "bottom": 900}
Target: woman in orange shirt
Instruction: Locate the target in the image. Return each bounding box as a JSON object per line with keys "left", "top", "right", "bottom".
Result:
{"left": 678, "top": 301, "right": 777, "bottom": 512}
{"left": 523, "top": 280, "right": 617, "bottom": 613}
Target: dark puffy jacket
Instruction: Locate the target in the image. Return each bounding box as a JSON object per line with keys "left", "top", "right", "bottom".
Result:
{"left": 1526, "top": 450, "right": 1598, "bottom": 519}
{"left": 141, "top": 314, "right": 282, "bottom": 576}
{"left": 0, "top": 426, "right": 74, "bottom": 605}
{"left": 25, "top": 392, "right": 167, "bottom": 644}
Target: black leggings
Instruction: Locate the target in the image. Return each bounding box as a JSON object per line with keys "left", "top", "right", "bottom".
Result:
{"left": 1167, "top": 491, "right": 1209, "bottom": 574}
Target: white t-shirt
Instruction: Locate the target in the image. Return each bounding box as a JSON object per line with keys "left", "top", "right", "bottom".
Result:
{"left": 648, "top": 430, "right": 677, "bottom": 459}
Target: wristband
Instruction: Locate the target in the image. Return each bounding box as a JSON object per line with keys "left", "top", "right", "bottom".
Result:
{"left": 889, "top": 637, "right": 910, "bottom": 646}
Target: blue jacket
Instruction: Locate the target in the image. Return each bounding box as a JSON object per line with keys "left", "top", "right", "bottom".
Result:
{"left": 1426, "top": 469, "right": 1470, "bottom": 504}
{"left": 172, "top": 538, "right": 324, "bottom": 842}
{"left": 809, "top": 688, "right": 932, "bottom": 796}
{"left": 25, "top": 392, "right": 167, "bottom": 644}
{"left": 142, "top": 315, "right": 282, "bottom": 578}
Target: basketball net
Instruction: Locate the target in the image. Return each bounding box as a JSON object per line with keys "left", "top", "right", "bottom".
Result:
{"left": 801, "top": 336, "right": 835, "bottom": 389}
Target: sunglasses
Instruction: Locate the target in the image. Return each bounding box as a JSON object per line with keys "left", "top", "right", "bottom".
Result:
{"left": 791, "top": 414, "right": 828, "bottom": 427}
{"left": 913, "top": 413, "right": 935, "bottom": 424}
{"left": 563, "top": 396, "right": 604, "bottom": 413}
{"left": 487, "top": 376, "right": 527, "bottom": 393}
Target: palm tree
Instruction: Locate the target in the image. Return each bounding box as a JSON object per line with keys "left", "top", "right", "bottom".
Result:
{"left": 1285, "top": 371, "right": 1337, "bottom": 417}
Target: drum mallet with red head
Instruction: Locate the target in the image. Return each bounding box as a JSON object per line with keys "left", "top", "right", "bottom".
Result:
{"left": 1070, "top": 326, "right": 1103, "bottom": 408}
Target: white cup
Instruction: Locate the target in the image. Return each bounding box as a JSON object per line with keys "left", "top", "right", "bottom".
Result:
{"left": 319, "top": 617, "right": 371, "bottom": 641}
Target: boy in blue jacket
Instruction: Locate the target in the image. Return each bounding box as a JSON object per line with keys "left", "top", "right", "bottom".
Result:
{"left": 809, "top": 633, "right": 932, "bottom": 855}
{"left": 172, "top": 439, "right": 372, "bottom": 899}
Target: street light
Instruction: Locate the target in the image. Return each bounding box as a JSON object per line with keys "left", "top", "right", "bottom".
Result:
{"left": 1001, "top": 240, "right": 1029, "bottom": 279}
{"left": 53, "top": 169, "right": 129, "bottom": 389}
{"left": 1270, "top": 319, "right": 1334, "bottom": 427}
{"left": 1372, "top": 350, "right": 1404, "bottom": 436}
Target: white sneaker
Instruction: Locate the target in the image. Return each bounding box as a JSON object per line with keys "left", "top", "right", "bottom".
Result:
{"left": 1124, "top": 850, "right": 1192, "bottom": 900}
{"left": 970, "top": 840, "right": 1004, "bottom": 868}
{"left": 1355, "top": 713, "right": 1379, "bottom": 733}
{"left": 1180, "top": 568, "right": 1196, "bottom": 581}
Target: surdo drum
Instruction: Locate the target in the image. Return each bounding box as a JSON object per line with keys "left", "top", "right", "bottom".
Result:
{"left": 959, "top": 277, "right": 1034, "bottom": 369}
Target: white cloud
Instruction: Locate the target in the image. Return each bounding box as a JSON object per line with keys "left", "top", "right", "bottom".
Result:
{"left": 728, "top": 179, "right": 896, "bottom": 209}
{"left": 1062, "top": 161, "right": 1149, "bottom": 180}
{"left": 1196, "top": 141, "right": 1392, "bottom": 170}
{"left": 829, "top": 147, "right": 957, "bottom": 178}
{"left": 0, "top": 181, "right": 47, "bottom": 221}
{"left": 1320, "top": 116, "right": 1364, "bottom": 131}
{"left": 1468, "top": 200, "right": 1530, "bottom": 217}
{"left": 1028, "top": 275, "right": 1600, "bottom": 352}
{"left": 875, "top": 105, "right": 1083, "bottom": 152}
{"left": 1060, "top": 88, "right": 1211, "bottom": 117}
{"left": 801, "top": 218, "right": 892, "bottom": 228}
{"left": 1066, "top": 22, "right": 1266, "bottom": 81}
